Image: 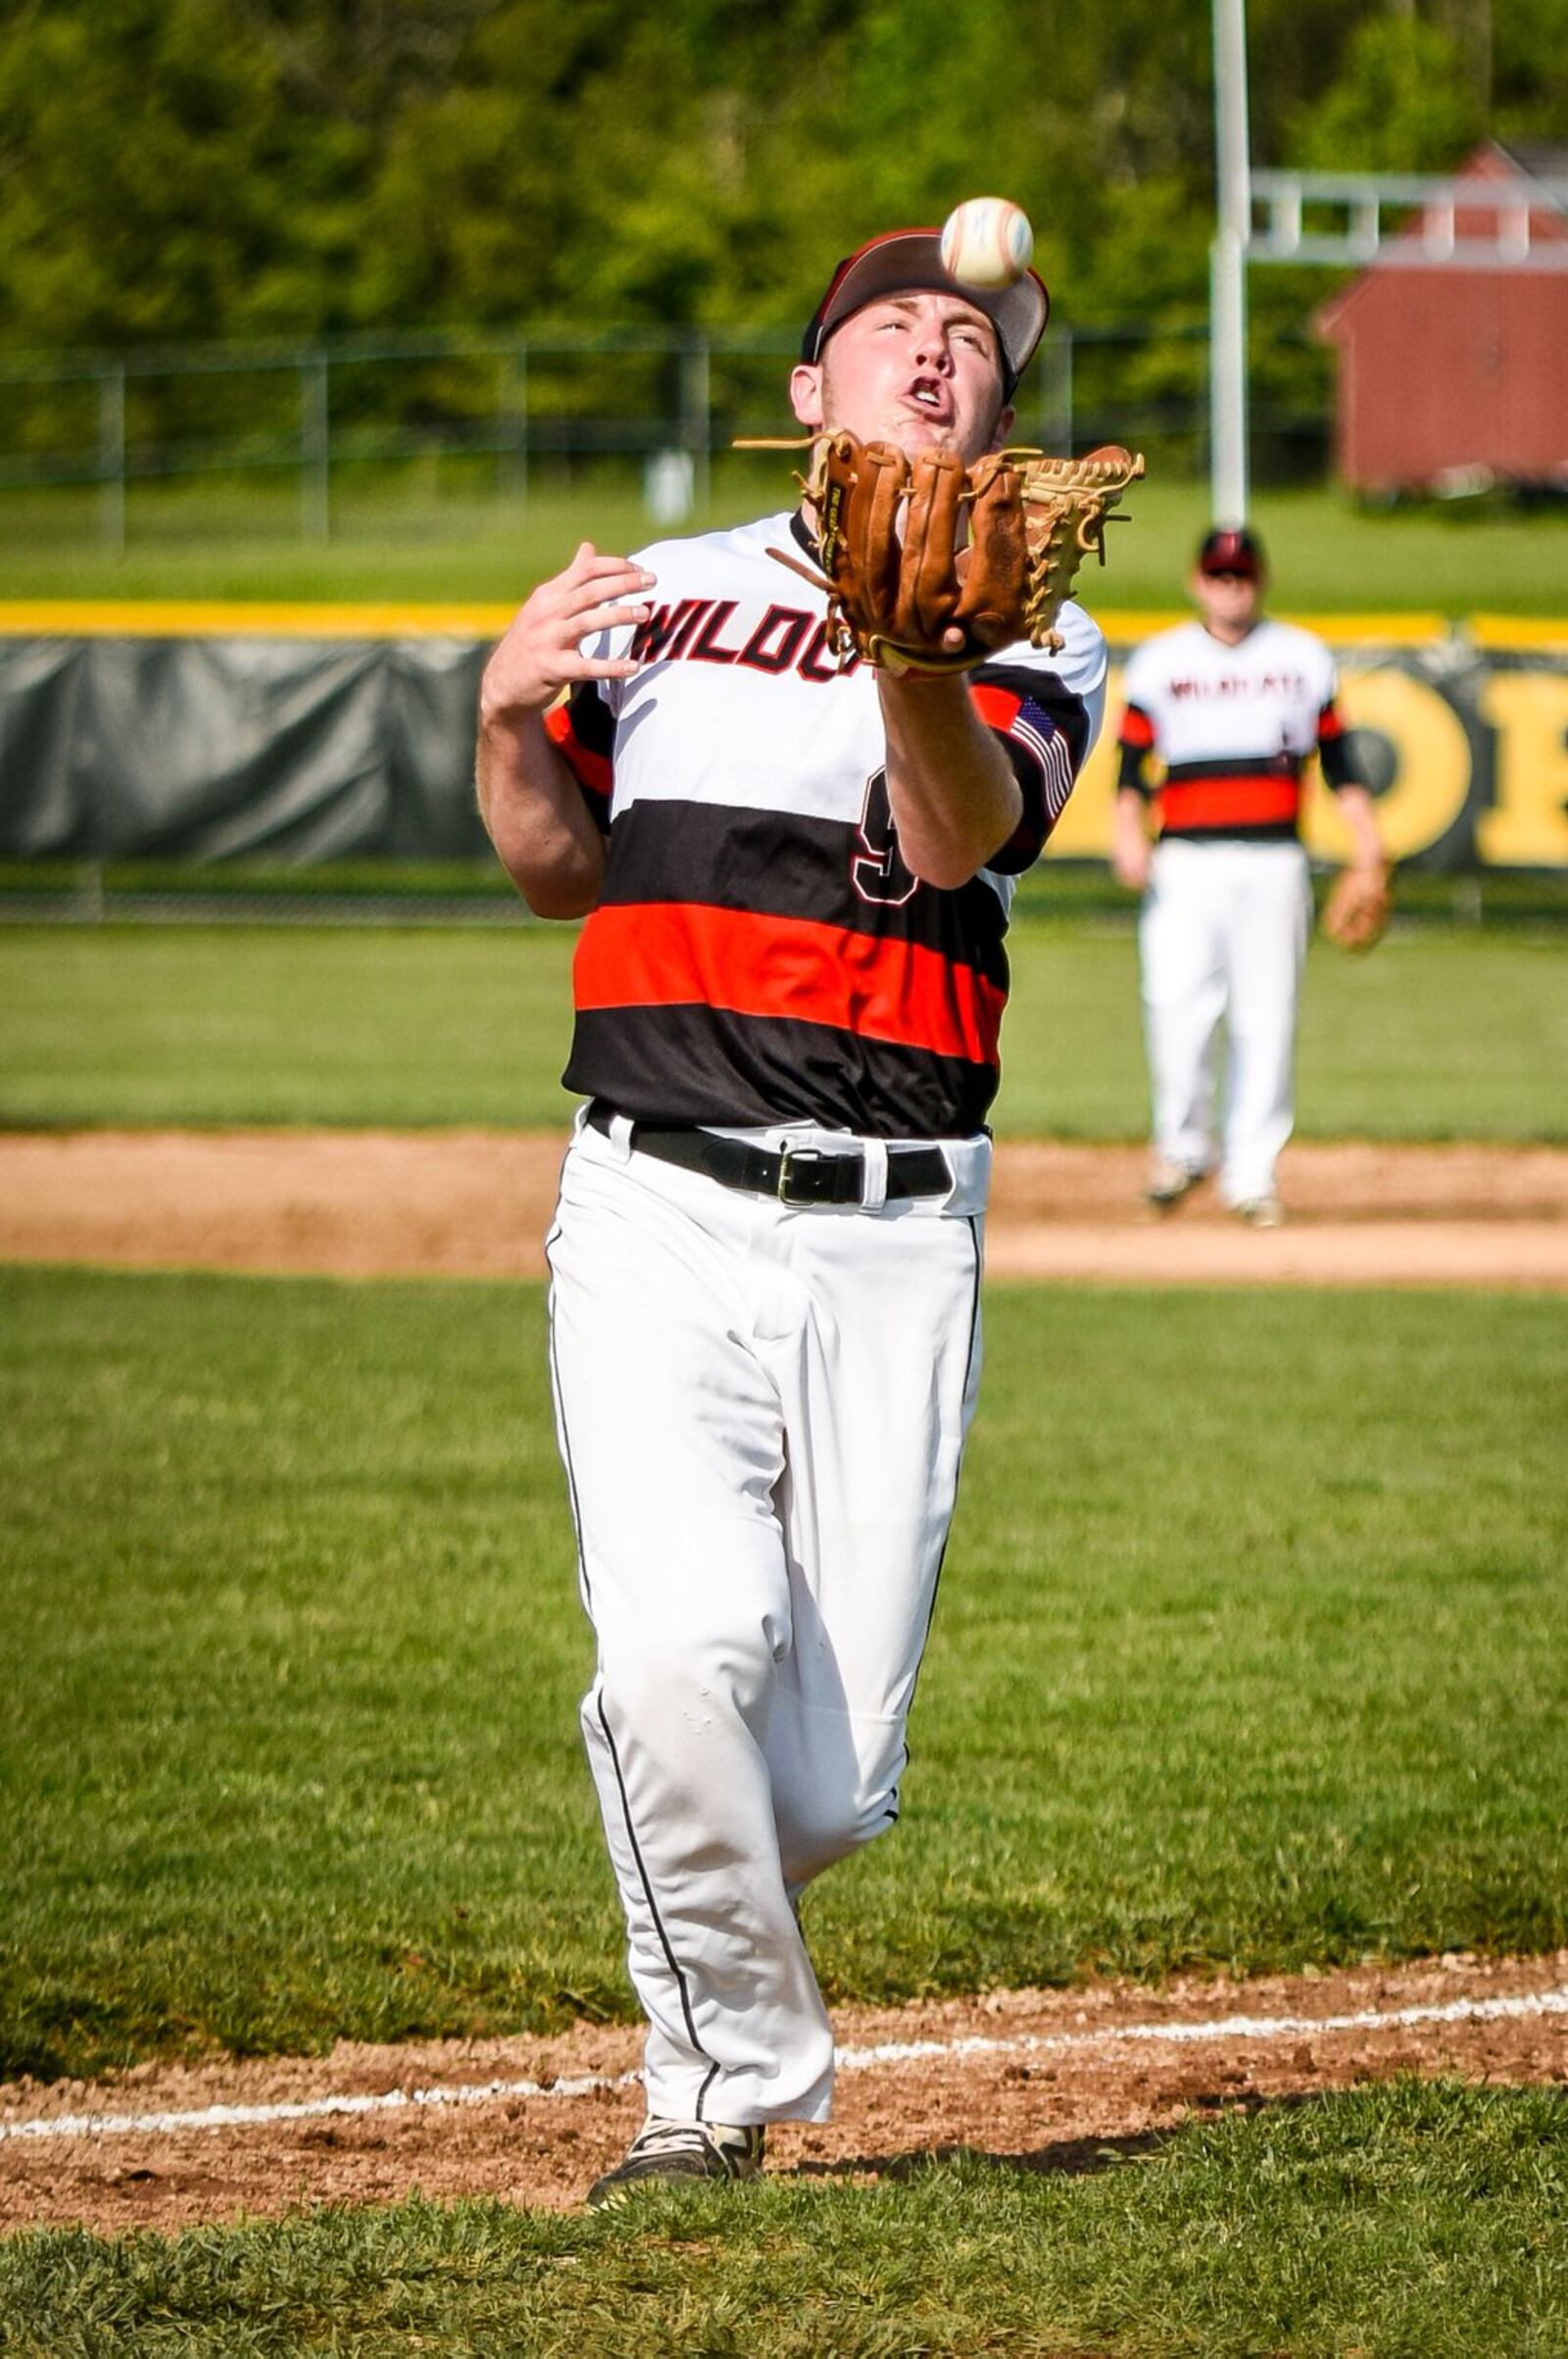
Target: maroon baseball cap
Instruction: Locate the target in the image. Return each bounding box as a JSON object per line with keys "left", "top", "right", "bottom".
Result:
{"left": 801, "top": 227, "right": 1050, "bottom": 398}
{"left": 1198, "top": 524, "right": 1265, "bottom": 578}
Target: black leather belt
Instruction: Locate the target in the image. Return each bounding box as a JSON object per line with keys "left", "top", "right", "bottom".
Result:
{"left": 587, "top": 1104, "right": 952, "bottom": 1207}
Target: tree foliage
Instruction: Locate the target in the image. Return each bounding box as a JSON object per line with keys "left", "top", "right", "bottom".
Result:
{"left": 0, "top": 0, "right": 1561, "bottom": 357}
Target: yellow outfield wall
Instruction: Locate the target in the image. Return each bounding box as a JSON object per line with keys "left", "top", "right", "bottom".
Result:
{"left": 1055, "top": 627, "right": 1568, "bottom": 872}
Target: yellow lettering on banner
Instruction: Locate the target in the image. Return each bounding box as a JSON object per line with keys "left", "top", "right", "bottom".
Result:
{"left": 1303, "top": 668, "right": 1473, "bottom": 865}
{"left": 1475, "top": 671, "right": 1568, "bottom": 867}
{"left": 1044, "top": 663, "right": 1122, "bottom": 858}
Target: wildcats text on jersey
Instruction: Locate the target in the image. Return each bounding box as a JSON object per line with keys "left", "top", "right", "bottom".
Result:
{"left": 632, "top": 598, "right": 858, "bottom": 683}
{"left": 1167, "top": 667, "right": 1311, "bottom": 703}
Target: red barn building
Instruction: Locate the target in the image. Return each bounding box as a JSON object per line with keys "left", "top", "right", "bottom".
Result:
{"left": 1315, "top": 142, "right": 1568, "bottom": 495}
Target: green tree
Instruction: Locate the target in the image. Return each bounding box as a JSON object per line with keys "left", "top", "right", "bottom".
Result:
{"left": 0, "top": 0, "right": 1562, "bottom": 479}
{"left": 1288, "top": 14, "right": 1485, "bottom": 173}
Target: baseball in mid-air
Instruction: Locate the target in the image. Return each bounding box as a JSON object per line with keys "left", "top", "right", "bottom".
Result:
{"left": 940, "top": 197, "right": 1034, "bottom": 291}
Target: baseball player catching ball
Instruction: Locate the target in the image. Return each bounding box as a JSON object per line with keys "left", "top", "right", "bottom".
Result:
{"left": 476, "top": 223, "right": 1107, "bottom": 2204}
{"left": 1111, "top": 525, "right": 1390, "bottom": 1225}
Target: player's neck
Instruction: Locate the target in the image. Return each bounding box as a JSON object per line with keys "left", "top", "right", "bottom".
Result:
{"left": 1200, "top": 615, "right": 1262, "bottom": 648}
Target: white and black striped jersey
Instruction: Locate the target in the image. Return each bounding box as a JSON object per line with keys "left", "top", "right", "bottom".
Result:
{"left": 1117, "top": 617, "right": 1358, "bottom": 840}
{"left": 546, "top": 509, "right": 1106, "bottom": 1139}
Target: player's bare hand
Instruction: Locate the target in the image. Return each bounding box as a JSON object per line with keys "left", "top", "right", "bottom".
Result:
{"left": 1110, "top": 820, "right": 1152, "bottom": 894}
{"left": 479, "top": 542, "right": 655, "bottom": 726}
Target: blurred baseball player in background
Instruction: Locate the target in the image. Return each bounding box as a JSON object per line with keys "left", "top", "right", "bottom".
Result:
{"left": 476, "top": 227, "right": 1106, "bottom": 2202}
{"left": 1111, "top": 525, "right": 1389, "bottom": 1225}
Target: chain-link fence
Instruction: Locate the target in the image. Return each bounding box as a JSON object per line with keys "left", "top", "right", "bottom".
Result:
{"left": 0, "top": 319, "right": 1334, "bottom": 550}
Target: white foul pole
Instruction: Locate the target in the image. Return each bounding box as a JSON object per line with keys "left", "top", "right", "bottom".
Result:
{"left": 1210, "top": 0, "right": 1251, "bottom": 525}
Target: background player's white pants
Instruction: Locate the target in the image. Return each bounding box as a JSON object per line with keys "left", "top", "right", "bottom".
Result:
{"left": 546, "top": 1116, "right": 988, "bottom": 2128}
{"left": 1139, "top": 838, "right": 1312, "bottom": 1204}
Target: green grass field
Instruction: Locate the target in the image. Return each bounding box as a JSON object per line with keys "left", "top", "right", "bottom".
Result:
{"left": 1, "top": 919, "right": 1563, "bottom": 1139}
{"left": 3, "top": 2083, "right": 1565, "bottom": 2356}
{"left": 3, "top": 910, "right": 1564, "bottom": 2350}
{"left": 4, "top": 473, "right": 1568, "bottom": 614}
{"left": 3, "top": 1264, "right": 1565, "bottom": 2351}
{"left": 4, "top": 1268, "right": 1563, "bottom": 2085}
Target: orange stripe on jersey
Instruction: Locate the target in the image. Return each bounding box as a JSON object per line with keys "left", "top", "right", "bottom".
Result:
{"left": 573, "top": 903, "right": 1005, "bottom": 1066}
{"left": 1158, "top": 776, "right": 1302, "bottom": 830}
{"left": 1317, "top": 699, "right": 1345, "bottom": 743}
{"left": 1117, "top": 704, "right": 1156, "bottom": 749}
{"left": 545, "top": 700, "right": 612, "bottom": 799}
{"left": 969, "top": 682, "right": 1022, "bottom": 733}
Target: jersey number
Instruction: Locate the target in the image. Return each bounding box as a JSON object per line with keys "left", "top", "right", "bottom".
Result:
{"left": 851, "top": 769, "right": 919, "bottom": 907}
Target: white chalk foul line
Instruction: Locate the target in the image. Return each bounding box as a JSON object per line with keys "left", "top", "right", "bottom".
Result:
{"left": 835, "top": 1985, "right": 1568, "bottom": 2071}
{"left": 3, "top": 1985, "right": 1564, "bottom": 2146}
{"left": 0, "top": 2067, "right": 644, "bottom": 2145}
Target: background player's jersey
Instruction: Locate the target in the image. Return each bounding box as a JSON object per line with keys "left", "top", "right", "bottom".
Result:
{"left": 1117, "top": 617, "right": 1352, "bottom": 841}
{"left": 546, "top": 510, "right": 1106, "bottom": 1139}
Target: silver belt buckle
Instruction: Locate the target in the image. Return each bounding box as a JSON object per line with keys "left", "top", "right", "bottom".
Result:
{"left": 775, "top": 1144, "right": 838, "bottom": 1205}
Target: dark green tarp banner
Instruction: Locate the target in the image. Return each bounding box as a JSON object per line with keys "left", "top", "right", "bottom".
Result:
{"left": 2, "top": 627, "right": 1566, "bottom": 868}
{"left": 0, "top": 636, "right": 492, "bottom": 862}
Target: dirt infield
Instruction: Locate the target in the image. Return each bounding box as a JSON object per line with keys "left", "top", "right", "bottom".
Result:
{"left": 2, "top": 1953, "right": 1564, "bottom": 2235}
{"left": 1, "top": 1130, "right": 1566, "bottom": 1288}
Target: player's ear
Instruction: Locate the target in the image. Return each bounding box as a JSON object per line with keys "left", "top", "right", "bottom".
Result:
{"left": 790, "top": 364, "right": 826, "bottom": 430}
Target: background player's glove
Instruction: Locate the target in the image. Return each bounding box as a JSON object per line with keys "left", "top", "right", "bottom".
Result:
{"left": 748, "top": 432, "right": 1144, "bottom": 674}
{"left": 1321, "top": 862, "right": 1393, "bottom": 951}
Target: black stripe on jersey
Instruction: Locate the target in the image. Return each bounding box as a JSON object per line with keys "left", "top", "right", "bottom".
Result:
{"left": 565, "top": 1004, "right": 999, "bottom": 1138}
{"left": 595, "top": 798, "right": 1012, "bottom": 990}
{"left": 1160, "top": 821, "right": 1300, "bottom": 843}
{"left": 1163, "top": 752, "right": 1303, "bottom": 782}
{"left": 559, "top": 678, "right": 615, "bottom": 762}
{"left": 1319, "top": 730, "right": 1364, "bottom": 789}
{"left": 1118, "top": 703, "right": 1155, "bottom": 794}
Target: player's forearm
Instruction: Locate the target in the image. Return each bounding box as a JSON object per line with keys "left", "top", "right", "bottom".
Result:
{"left": 1332, "top": 785, "right": 1386, "bottom": 873}
{"left": 877, "top": 672, "right": 1022, "bottom": 889}
{"left": 476, "top": 711, "right": 606, "bottom": 919}
{"left": 1110, "top": 787, "right": 1153, "bottom": 890}
{"left": 1113, "top": 787, "right": 1151, "bottom": 852}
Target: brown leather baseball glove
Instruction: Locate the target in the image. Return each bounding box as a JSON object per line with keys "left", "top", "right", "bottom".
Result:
{"left": 742, "top": 432, "right": 1144, "bottom": 674}
{"left": 1006, "top": 443, "right": 1148, "bottom": 653}
{"left": 1321, "top": 862, "right": 1393, "bottom": 951}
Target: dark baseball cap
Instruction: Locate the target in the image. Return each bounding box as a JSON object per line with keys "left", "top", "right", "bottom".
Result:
{"left": 801, "top": 227, "right": 1050, "bottom": 399}
{"left": 1197, "top": 524, "right": 1265, "bottom": 578}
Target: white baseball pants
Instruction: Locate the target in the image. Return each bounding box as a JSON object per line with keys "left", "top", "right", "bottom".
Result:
{"left": 1139, "top": 838, "right": 1312, "bottom": 1204}
{"left": 545, "top": 1112, "right": 989, "bottom": 2126}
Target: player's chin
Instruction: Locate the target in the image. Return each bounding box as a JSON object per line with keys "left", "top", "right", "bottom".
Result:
{"left": 888, "top": 411, "right": 962, "bottom": 460}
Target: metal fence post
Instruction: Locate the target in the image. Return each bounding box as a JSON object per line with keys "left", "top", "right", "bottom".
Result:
{"left": 681, "top": 336, "right": 710, "bottom": 507}
{"left": 299, "top": 354, "right": 330, "bottom": 541}
{"left": 97, "top": 364, "right": 125, "bottom": 553}
{"left": 498, "top": 341, "right": 528, "bottom": 512}
{"left": 1209, "top": 0, "right": 1251, "bottom": 521}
